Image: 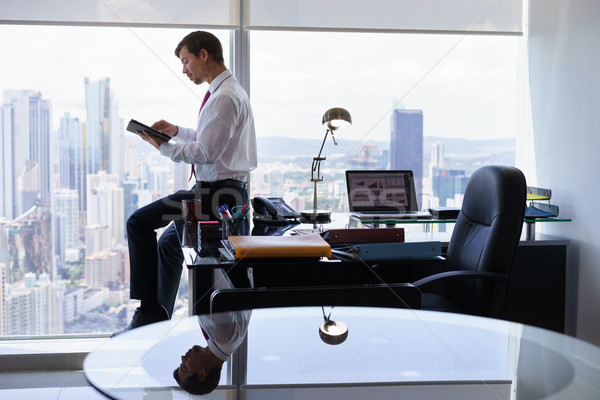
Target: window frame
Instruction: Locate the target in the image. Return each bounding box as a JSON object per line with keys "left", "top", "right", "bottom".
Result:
{"left": 0, "top": 0, "right": 525, "bottom": 358}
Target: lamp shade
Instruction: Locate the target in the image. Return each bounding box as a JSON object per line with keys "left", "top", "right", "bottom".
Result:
{"left": 322, "top": 107, "right": 352, "bottom": 131}
{"left": 319, "top": 319, "right": 348, "bottom": 345}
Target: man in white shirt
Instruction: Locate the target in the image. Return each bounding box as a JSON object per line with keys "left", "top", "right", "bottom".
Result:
{"left": 113, "top": 31, "right": 257, "bottom": 336}
{"left": 174, "top": 309, "right": 252, "bottom": 395}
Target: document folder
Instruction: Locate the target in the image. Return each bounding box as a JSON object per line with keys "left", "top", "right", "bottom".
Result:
{"left": 227, "top": 233, "right": 332, "bottom": 259}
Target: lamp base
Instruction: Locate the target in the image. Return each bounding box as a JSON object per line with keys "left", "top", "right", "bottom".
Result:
{"left": 299, "top": 209, "right": 331, "bottom": 224}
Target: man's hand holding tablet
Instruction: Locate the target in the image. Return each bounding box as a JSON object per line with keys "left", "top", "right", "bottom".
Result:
{"left": 127, "top": 119, "right": 172, "bottom": 140}
{"left": 127, "top": 119, "right": 174, "bottom": 150}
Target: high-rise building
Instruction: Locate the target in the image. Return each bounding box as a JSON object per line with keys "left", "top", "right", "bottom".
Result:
{"left": 6, "top": 285, "right": 32, "bottom": 335}
{"left": 85, "top": 225, "right": 111, "bottom": 256}
{"left": 123, "top": 137, "right": 138, "bottom": 178}
{"left": 390, "top": 109, "right": 424, "bottom": 200}
{"left": 84, "top": 251, "right": 119, "bottom": 289}
{"left": 53, "top": 189, "right": 81, "bottom": 271}
{"left": 58, "top": 113, "right": 86, "bottom": 212}
{"left": 0, "top": 104, "right": 16, "bottom": 219}
{"left": 63, "top": 287, "right": 85, "bottom": 324}
{"left": 148, "top": 165, "right": 172, "bottom": 196}
{"left": 84, "top": 77, "right": 123, "bottom": 180}
{"left": 84, "top": 77, "right": 108, "bottom": 175}
{"left": 121, "top": 179, "right": 138, "bottom": 221}
{"left": 0, "top": 263, "right": 6, "bottom": 334}
{"left": 29, "top": 273, "right": 64, "bottom": 335}
{"left": 431, "top": 167, "right": 468, "bottom": 207}
{"left": 430, "top": 141, "right": 445, "bottom": 173}
{"left": 6, "top": 272, "right": 64, "bottom": 335}
{"left": 86, "top": 171, "right": 125, "bottom": 246}
{"left": 3, "top": 207, "right": 53, "bottom": 284}
{"left": 1, "top": 90, "right": 52, "bottom": 219}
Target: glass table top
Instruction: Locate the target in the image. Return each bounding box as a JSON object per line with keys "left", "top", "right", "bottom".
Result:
{"left": 84, "top": 307, "right": 600, "bottom": 399}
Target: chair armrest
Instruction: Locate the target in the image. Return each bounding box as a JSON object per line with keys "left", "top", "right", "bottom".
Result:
{"left": 413, "top": 270, "right": 507, "bottom": 289}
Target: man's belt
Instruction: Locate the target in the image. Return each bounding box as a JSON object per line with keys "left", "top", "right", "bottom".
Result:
{"left": 198, "top": 179, "right": 247, "bottom": 190}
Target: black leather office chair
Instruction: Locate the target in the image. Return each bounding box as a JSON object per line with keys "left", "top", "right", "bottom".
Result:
{"left": 413, "top": 165, "right": 526, "bottom": 319}
{"left": 209, "top": 283, "right": 421, "bottom": 314}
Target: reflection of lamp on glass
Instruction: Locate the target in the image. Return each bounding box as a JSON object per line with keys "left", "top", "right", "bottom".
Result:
{"left": 319, "top": 306, "right": 348, "bottom": 345}
{"left": 300, "top": 107, "right": 352, "bottom": 224}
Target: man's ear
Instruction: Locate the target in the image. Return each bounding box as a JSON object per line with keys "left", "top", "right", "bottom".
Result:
{"left": 197, "top": 369, "right": 207, "bottom": 382}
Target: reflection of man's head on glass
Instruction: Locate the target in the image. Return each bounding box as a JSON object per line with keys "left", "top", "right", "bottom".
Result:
{"left": 173, "top": 344, "right": 223, "bottom": 395}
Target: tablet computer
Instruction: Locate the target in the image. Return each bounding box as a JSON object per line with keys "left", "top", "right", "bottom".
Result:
{"left": 127, "top": 119, "right": 171, "bottom": 142}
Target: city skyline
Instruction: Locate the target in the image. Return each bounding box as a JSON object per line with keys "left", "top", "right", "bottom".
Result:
{"left": 0, "top": 24, "right": 521, "bottom": 336}
{"left": 0, "top": 25, "right": 521, "bottom": 145}
{"left": 0, "top": 75, "right": 508, "bottom": 335}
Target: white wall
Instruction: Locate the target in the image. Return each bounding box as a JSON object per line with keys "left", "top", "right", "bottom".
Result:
{"left": 527, "top": 0, "right": 600, "bottom": 345}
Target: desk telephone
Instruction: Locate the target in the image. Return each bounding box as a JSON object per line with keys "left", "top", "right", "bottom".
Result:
{"left": 251, "top": 196, "right": 301, "bottom": 223}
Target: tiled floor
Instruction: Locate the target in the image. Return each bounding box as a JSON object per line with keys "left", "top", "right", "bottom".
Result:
{"left": 0, "top": 371, "right": 107, "bottom": 399}
{"left": 0, "top": 337, "right": 109, "bottom": 399}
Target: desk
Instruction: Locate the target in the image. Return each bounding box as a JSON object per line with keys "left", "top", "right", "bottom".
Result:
{"left": 186, "top": 214, "right": 570, "bottom": 333}
{"left": 351, "top": 214, "right": 572, "bottom": 241}
{"left": 84, "top": 307, "right": 600, "bottom": 399}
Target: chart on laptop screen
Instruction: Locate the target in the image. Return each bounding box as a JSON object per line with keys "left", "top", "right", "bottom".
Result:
{"left": 346, "top": 171, "right": 413, "bottom": 211}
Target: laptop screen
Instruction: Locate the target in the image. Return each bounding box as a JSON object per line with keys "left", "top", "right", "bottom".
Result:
{"left": 346, "top": 170, "right": 419, "bottom": 212}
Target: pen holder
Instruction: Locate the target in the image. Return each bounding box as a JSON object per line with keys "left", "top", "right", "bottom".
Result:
{"left": 222, "top": 217, "right": 248, "bottom": 239}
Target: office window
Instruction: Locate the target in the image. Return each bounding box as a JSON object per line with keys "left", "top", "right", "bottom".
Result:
{"left": 0, "top": 1, "right": 525, "bottom": 338}
{"left": 249, "top": 31, "right": 522, "bottom": 212}
{"left": 0, "top": 25, "right": 230, "bottom": 336}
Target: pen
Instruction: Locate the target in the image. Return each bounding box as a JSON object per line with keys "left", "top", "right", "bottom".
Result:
{"left": 220, "top": 205, "right": 233, "bottom": 220}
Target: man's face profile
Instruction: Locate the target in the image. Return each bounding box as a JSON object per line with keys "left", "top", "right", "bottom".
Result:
{"left": 176, "top": 345, "right": 206, "bottom": 382}
{"left": 179, "top": 45, "right": 207, "bottom": 85}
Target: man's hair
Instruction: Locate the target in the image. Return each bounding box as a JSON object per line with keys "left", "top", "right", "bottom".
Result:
{"left": 173, "top": 365, "right": 223, "bottom": 395}
{"left": 175, "top": 31, "right": 224, "bottom": 65}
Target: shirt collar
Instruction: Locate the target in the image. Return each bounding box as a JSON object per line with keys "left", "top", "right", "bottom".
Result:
{"left": 208, "top": 69, "right": 233, "bottom": 95}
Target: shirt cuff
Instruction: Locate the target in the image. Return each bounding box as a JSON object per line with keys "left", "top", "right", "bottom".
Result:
{"left": 159, "top": 142, "right": 174, "bottom": 157}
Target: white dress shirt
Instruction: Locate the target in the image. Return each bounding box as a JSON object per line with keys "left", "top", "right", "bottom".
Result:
{"left": 198, "top": 269, "right": 251, "bottom": 361}
{"left": 160, "top": 69, "right": 258, "bottom": 182}
{"left": 199, "top": 309, "right": 252, "bottom": 362}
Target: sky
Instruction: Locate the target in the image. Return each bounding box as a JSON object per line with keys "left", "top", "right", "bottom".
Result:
{"left": 0, "top": 24, "right": 522, "bottom": 144}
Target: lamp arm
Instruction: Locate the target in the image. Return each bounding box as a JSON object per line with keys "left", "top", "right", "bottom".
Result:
{"left": 311, "top": 129, "right": 331, "bottom": 182}
{"left": 311, "top": 157, "right": 323, "bottom": 182}
{"left": 315, "top": 129, "right": 331, "bottom": 161}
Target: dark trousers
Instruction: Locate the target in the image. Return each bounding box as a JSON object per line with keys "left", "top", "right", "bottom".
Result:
{"left": 126, "top": 182, "right": 248, "bottom": 317}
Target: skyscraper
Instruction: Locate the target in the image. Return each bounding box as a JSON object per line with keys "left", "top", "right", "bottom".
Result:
{"left": 85, "top": 251, "right": 120, "bottom": 289}
{"left": 390, "top": 109, "right": 424, "bottom": 201}
{"left": 84, "top": 77, "right": 123, "bottom": 181}
{"left": 0, "top": 104, "right": 15, "bottom": 219}
{"left": 0, "top": 263, "right": 6, "bottom": 334}
{"left": 84, "top": 77, "right": 109, "bottom": 175}
{"left": 432, "top": 168, "right": 467, "bottom": 207}
{"left": 86, "top": 171, "right": 125, "bottom": 247}
{"left": 58, "top": 113, "right": 86, "bottom": 212}
{"left": 430, "top": 141, "right": 445, "bottom": 173}
{"left": 53, "top": 188, "right": 80, "bottom": 269}
{"left": 1, "top": 90, "right": 52, "bottom": 219}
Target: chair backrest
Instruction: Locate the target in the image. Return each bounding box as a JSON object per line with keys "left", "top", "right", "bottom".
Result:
{"left": 445, "top": 165, "right": 526, "bottom": 317}
{"left": 209, "top": 283, "right": 421, "bottom": 314}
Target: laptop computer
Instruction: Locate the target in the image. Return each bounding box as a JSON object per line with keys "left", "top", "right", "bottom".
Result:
{"left": 346, "top": 170, "right": 431, "bottom": 221}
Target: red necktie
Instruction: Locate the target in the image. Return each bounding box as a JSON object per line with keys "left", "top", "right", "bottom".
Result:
{"left": 201, "top": 326, "right": 209, "bottom": 341}
{"left": 189, "top": 90, "right": 211, "bottom": 181}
